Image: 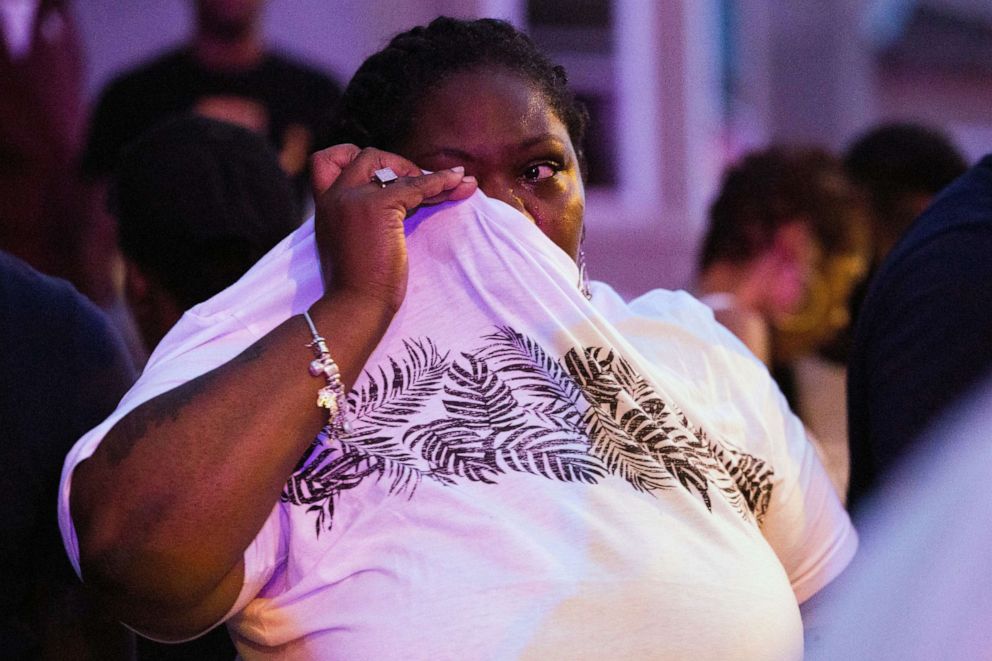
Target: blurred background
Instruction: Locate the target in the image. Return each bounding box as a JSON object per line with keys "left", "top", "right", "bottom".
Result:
{"left": 73, "top": 0, "right": 992, "bottom": 294}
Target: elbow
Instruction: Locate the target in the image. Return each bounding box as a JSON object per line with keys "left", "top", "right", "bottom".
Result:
{"left": 74, "top": 527, "right": 242, "bottom": 643}
{"left": 75, "top": 542, "right": 230, "bottom": 643}
{"left": 71, "top": 489, "right": 157, "bottom": 608}
{"left": 68, "top": 453, "right": 241, "bottom": 640}
{"left": 71, "top": 458, "right": 191, "bottom": 611}
{"left": 74, "top": 513, "right": 221, "bottom": 640}
{"left": 70, "top": 457, "right": 134, "bottom": 596}
{"left": 70, "top": 458, "right": 123, "bottom": 588}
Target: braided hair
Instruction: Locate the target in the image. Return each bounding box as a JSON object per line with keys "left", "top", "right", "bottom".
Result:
{"left": 330, "top": 16, "right": 588, "bottom": 172}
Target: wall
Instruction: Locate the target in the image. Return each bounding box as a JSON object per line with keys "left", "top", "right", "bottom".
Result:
{"left": 876, "top": 62, "right": 992, "bottom": 163}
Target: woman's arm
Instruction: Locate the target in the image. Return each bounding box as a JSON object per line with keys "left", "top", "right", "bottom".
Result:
{"left": 69, "top": 146, "right": 476, "bottom": 639}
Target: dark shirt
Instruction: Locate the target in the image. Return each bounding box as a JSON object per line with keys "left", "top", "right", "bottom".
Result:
{"left": 847, "top": 154, "right": 992, "bottom": 511}
{"left": 0, "top": 251, "right": 136, "bottom": 658}
{"left": 83, "top": 47, "right": 341, "bottom": 209}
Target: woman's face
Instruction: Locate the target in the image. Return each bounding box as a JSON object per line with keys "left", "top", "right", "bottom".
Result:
{"left": 398, "top": 68, "right": 586, "bottom": 261}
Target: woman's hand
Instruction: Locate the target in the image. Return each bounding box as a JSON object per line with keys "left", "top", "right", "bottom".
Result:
{"left": 310, "top": 145, "right": 477, "bottom": 313}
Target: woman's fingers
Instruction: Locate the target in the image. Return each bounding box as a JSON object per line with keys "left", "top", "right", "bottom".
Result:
{"left": 436, "top": 175, "right": 478, "bottom": 203}
{"left": 312, "top": 145, "right": 477, "bottom": 209}
{"left": 388, "top": 167, "right": 478, "bottom": 211}
{"left": 329, "top": 147, "right": 423, "bottom": 189}
{"left": 310, "top": 144, "right": 362, "bottom": 195}
{"left": 421, "top": 171, "right": 479, "bottom": 206}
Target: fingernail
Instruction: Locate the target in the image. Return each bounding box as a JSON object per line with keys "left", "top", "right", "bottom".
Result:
{"left": 450, "top": 166, "right": 465, "bottom": 174}
{"left": 462, "top": 175, "right": 476, "bottom": 183}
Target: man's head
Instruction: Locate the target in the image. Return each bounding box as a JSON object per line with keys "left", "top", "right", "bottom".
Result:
{"left": 112, "top": 115, "right": 298, "bottom": 350}
{"left": 195, "top": 0, "right": 265, "bottom": 41}
{"left": 844, "top": 122, "right": 968, "bottom": 261}
{"left": 700, "top": 147, "right": 862, "bottom": 315}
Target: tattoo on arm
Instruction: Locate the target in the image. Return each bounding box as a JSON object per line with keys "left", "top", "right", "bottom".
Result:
{"left": 104, "top": 340, "right": 268, "bottom": 465}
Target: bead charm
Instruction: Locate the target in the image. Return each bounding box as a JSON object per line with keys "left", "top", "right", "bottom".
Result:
{"left": 302, "top": 310, "right": 351, "bottom": 436}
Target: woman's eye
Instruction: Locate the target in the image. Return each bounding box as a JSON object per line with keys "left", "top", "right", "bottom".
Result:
{"left": 522, "top": 163, "right": 558, "bottom": 182}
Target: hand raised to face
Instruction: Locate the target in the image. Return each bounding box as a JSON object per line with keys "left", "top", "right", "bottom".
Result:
{"left": 310, "top": 144, "right": 477, "bottom": 312}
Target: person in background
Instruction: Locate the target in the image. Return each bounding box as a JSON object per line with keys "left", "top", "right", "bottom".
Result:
{"left": 835, "top": 123, "right": 967, "bottom": 370}
{"left": 0, "top": 0, "right": 118, "bottom": 306}
{"left": 114, "top": 114, "right": 299, "bottom": 359}
{"left": 844, "top": 123, "right": 969, "bottom": 274}
{"left": 694, "top": 147, "right": 857, "bottom": 368}
{"left": 846, "top": 148, "right": 991, "bottom": 512}
{"left": 0, "top": 250, "right": 135, "bottom": 660}
{"left": 82, "top": 0, "right": 341, "bottom": 213}
{"left": 834, "top": 123, "right": 967, "bottom": 371}
{"left": 694, "top": 147, "right": 866, "bottom": 499}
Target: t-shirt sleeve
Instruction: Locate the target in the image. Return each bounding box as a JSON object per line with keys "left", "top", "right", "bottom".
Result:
{"left": 57, "top": 307, "right": 276, "bottom": 582}
{"left": 754, "top": 374, "right": 858, "bottom": 603}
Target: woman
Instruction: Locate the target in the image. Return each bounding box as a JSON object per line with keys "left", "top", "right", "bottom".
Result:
{"left": 60, "top": 18, "right": 854, "bottom": 659}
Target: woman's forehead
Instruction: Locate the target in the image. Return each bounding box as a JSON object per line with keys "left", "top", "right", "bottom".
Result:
{"left": 406, "top": 69, "right": 571, "bottom": 155}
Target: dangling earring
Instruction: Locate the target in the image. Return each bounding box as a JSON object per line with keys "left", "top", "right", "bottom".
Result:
{"left": 578, "top": 226, "right": 592, "bottom": 300}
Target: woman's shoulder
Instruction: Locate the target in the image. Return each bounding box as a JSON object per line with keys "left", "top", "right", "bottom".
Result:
{"left": 591, "top": 283, "right": 714, "bottom": 324}
{"left": 599, "top": 284, "right": 784, "bottom": 445}
{"left": 608, "top": 285, "right": 754, "bottom": 355}
{"left": 627, "top": 287, "right": 718, "bottom": 323}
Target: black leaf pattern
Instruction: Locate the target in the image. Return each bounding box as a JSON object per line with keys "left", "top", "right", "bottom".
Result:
{"left": 409, "top": 424, "right": 501, "bottom": 483}
{"left": 284, "top": 326, "right": 775, "bottom": 534}
{"left": 350, "top": 338, "right": 449, "bottom": 428}
{"left": 565, "top": 346, "right": 714, "bottom": 502}
{"left": 283, "top": 340, "right": 448, "bottom": 534}
{"left": 440, "top": 353, "right": 521, "bottom": 430}
{"left": 479, "top": 327, "right": 584, "bottom": 429}
{"left": 562, "top": 345, "right": 777, "bottom": 520}
{"left": 283, "top": 442, "right": 375, "bottom": 535}
{"left": 499, "top": 425, "right": 605, "bottom": 483}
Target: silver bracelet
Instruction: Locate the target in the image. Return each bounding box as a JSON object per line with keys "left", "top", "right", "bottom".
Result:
{"left": 302, "top": 309, "right": 351, "bottom": 434}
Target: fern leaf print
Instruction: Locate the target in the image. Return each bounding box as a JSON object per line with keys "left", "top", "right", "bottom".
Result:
{"left": 284, "top": 327, "right": 774, "bottom": 534}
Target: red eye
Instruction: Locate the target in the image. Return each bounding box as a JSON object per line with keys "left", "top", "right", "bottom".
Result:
{"left": 523, "top": 163, "right": 557, "bottom": 182}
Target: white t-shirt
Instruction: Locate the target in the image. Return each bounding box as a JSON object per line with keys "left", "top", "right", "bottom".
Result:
{"left": 59, "top": 190, "right": 856, "bottom": 660}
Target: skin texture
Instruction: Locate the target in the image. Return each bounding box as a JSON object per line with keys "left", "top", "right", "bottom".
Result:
{"left": 192, "top": 0, "right": 266, "bottom": 70}
{"left": 695, "top": 220, "right": 817, "bottom": 365}
{"left": 399, "top": 68, "right": 585, "bottom": 261}
{"left": 70, "top": 66, "right": 587, "bottom": 641}
{"left": 195, "top": 0, "right": 264, "bottom": 42}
